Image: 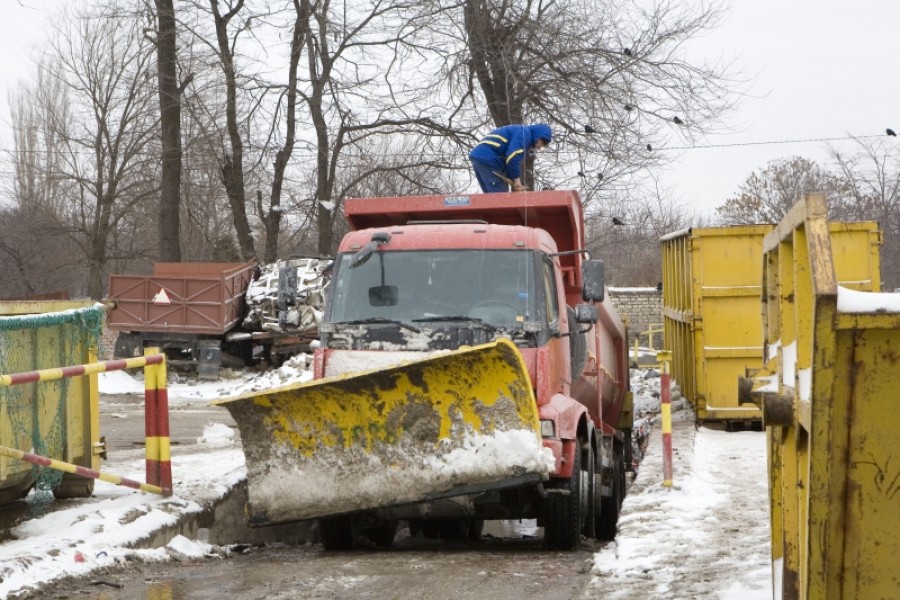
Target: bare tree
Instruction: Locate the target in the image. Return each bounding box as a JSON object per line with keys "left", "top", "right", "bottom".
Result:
{"left": 207, "top": 0, "right": 256, "bottom": 259}
{"left": 44, "top": 5, "right": 160, "bottom": 297}
{"left": 180, "top": 0, "right": 317, "bottom": 261}
{"left": 830, "top": 138, "right": 900, "bottom": 289}
{"left": 2, "top": 72, "right": 83, "bottom": 296}
{"left": 715, "top": 157, "right": 851, "bottom": 225}
{"left": 586, "top": 179, "right": 703, "bottom": 286}
{"left": 447, "top": 0, "right": 738, "bottom": 195}
{"left": 260, "top": 0, "right": 309, "bottom": 263}
{"left": 294, "top": 0, "right": 468, "bottom": 254}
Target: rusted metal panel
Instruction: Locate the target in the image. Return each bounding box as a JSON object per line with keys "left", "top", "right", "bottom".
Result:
{"left": 757, "top": 193, "right": 900, "bottom": 599}
{"left": 106, "top": 261, "right": 256, "bottom": 334}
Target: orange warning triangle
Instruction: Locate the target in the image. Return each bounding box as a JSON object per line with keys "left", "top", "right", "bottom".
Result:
{"left": 152, "top": 288, "right": 172, "bottom": 304}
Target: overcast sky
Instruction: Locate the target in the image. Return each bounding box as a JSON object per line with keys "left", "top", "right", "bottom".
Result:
{"left": 1, "top": 0, "right": 898, "bottom": 217}
{"left": 654, "top": 0, "right": 900, "bottom": 215}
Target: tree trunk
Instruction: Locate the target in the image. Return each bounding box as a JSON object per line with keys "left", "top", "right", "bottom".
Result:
{"left": 211, "top": 0, "right": 256, "bottom": 261}
{"left": 263, "top": 0, "right": 307, "bottom": 263}
{"left": 155, "top": 0, "right": 182, "bottom": 261}
{"left": 463, "top": 0, "right": 525, "bottom": 126}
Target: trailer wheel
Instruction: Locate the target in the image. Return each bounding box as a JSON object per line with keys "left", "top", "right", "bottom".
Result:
{"left": 320, "top": 515, "right": 354, "bottom": 550}
{"left": 597, "top": 450, "right": 624, "bottom": 540}
{"left": 52, "top": 473, "right": 94, "bottom": 499}
{"left": 543, "top": 440, "right": 583, "bottom": 550}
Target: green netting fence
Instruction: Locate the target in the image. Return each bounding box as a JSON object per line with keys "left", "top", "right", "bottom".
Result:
{"left": 0, "top": 304, "right": 103, "bottom": 508}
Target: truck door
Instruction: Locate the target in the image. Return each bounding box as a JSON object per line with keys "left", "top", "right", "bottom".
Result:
{"left": 542, "top": 256, "right": 571, "bottom": 395}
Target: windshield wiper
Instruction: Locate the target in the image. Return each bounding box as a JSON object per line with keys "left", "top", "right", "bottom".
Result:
{"left": 333, "top": 318, "right": 421, "bottom": 333}
{"left": 411, "top": 315, "right": 500, "bottom": 332}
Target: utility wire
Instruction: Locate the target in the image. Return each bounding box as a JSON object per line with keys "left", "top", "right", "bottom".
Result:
{"left": 661, "top": 133, "right": 885, "bottom": 151}
{"left": 0, "top": 132, "right": 894, "bottom": 158}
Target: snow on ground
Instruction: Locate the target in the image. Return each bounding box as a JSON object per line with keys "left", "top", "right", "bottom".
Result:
{"left": 589, "top": 368, "right": 772, "bottom": 599}
{"left": 0, "top": 445, "right": 246, "bottom": 599}
{"left": 1, "top": 357, "right": 773, "bottom": 599}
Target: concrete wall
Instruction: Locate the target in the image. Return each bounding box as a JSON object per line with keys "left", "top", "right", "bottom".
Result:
{"left": 608, "top": 287, "right": 663, "bottom": 348}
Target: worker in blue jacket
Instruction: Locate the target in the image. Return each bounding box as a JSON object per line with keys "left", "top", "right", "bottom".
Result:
{"left": 469, "top": 123, "right": 553, "bottom": 193}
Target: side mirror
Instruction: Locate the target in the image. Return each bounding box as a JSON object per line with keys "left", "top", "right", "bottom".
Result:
{"left": 574, "top": 304, "right": 598, "bottom": 324}
{"left": 582, "top": 260, "right": 605, "bottom": 302}
{"left": 369, "top": 285, "right": 398, "bottom": 306}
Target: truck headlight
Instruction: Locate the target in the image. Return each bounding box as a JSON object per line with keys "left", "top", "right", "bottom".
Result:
{"left": 540, "top": 419, "right": 556, "bottom": 438}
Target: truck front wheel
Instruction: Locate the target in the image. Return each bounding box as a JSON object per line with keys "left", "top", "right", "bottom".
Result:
{"left": 543, "top": 441, "right": 584, "bottom": 550}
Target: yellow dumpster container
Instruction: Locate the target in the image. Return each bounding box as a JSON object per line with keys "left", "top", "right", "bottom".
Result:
{"left": 756, "top": 193, "right": 900, "bottom": 599}
{"left": 0, "top": 301, "right": 104, "bottom": 504}
{"left": 660, "top": 220, "right": 880, "bottom": 423}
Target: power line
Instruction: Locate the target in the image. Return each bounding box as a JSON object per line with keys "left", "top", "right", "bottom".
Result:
{"left": 661, "top": 134, "right": 886, "bottom": 151}
{"left": 0, "top": 132, "right": 893, "bottom": 163}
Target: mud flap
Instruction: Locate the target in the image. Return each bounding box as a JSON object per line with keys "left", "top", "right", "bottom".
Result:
{"left": 214, "top": 339, "right": 553, "bottom": 525}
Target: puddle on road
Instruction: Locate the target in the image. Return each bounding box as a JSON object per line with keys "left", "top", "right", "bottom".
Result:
{"left": 29, "top": 521, "right": 598, "bottom": 600}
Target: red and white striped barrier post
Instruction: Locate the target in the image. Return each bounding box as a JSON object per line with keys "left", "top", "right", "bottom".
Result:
{"left": 144, "top": 348, "right": 172, "bottom": 495}
{"left": 658, "top": 351, "right": 673, "bottom": 487}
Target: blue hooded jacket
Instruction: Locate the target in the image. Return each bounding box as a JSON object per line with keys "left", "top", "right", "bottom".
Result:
{"left": 469, "top": 124, "right": 553, "bottom": 180}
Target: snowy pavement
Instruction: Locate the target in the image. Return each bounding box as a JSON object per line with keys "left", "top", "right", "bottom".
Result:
{"left": 0, "top": 360, "right": 773, "bottom": 599}
{"left": 590, "top": 373, "right": 772, "bottom": 599}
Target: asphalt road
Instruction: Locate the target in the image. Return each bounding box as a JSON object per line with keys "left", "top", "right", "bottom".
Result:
{"left": 34, "top": 525, "right": 604, "bottom": 600}
{"left": 101, "top": 391, "right": 237, "bottom": 452}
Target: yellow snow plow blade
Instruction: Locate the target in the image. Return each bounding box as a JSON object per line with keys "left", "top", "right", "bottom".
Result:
{"left": 214, "top": 339, "right": 551, "bottom": 525}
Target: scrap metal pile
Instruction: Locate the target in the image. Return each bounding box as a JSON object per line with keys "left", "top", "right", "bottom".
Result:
{"left": 242, "top": 257, "right": 331, "bottom": 337}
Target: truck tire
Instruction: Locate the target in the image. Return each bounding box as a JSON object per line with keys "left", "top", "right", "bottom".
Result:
{"left": 583, "top": 439, "right": 598, "bottom": 539}
{"left": 597, "top": 451, "right": 625, "bottom": 541}
{"left": 543, "top": 441, "right": 583, "bottom": 550}
{"left": 320, "top": 515, "right": 354, "bottom": 550}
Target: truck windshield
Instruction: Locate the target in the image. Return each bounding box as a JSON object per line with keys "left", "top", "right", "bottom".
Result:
{"left": 329, "top": 250, "right": 537, "bottom": 328}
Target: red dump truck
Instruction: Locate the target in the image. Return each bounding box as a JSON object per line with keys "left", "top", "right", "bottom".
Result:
{"left": 218, "top": 190, "right": 631, "bottom": 550}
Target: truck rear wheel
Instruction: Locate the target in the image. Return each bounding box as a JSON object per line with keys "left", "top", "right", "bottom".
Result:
{"left": 597, "top": 451, "right": 625, "bottom": 540}
{"left": 543, "top": 441, "right": 583, "bottom": 550}
{"left": 320, "top": 515, "right": 354, "bottom": 550}
{"left": 583, "top": 440, "right": 598, "bottom": 539}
